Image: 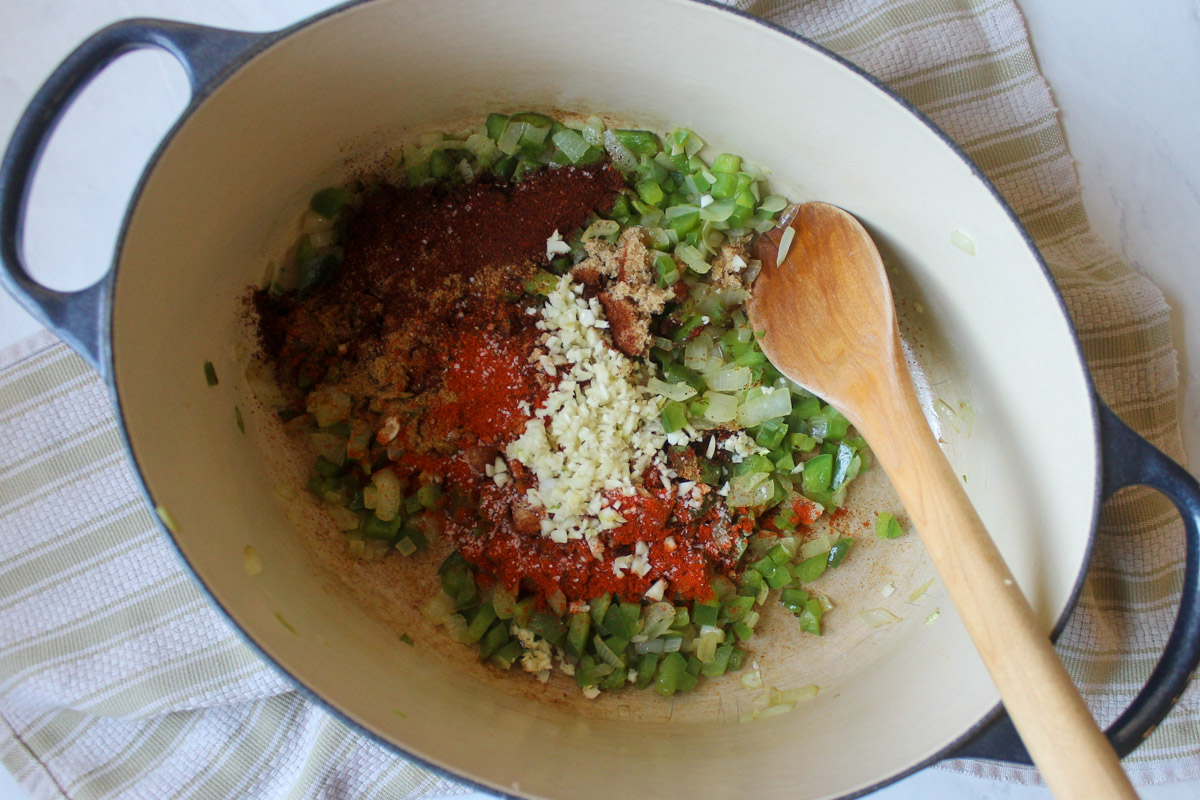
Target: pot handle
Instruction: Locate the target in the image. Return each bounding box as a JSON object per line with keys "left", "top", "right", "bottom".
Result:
{"left": 952, "top": 397, "right": 1200, "bottom": 764}
{"left": 0, "top": 18, "right": 263, "bottom": 375}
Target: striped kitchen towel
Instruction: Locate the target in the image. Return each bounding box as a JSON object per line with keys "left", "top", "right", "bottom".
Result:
{"left": 0, "top": 1, "right": 1194, "bottom": 798}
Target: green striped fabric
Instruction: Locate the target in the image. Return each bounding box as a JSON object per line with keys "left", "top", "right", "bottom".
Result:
{"left": 0, "top": 1, "right": 1194, "bottom": 796}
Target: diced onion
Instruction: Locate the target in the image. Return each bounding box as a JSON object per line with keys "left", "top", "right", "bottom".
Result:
{"left": 464, "top": 132, "right": 500, "bottom": 160}
{"left": 643, "top": 579, "right": 668, "bottom": 602}
{"left": 951, "top": 229, "right": 976, "bottom": 256}
{"left": 551, "top": 128, "right": 591, "bottom": 164}
{"left": 801, "top": 532, "right": 830, "bottom": 563}
{"left": 695, "top": 631, "right": 721, "bottom": 663}
{"left": 776, "top": 536, "right": 798, "bottom": 559}
{"left": 777, "top": 226, "right": 796, "bottom": 266}
{"left": 421, "top": 591, "right": 455, "bottom": 623}
{"left": 702, "top": 391, "right": 738, "bottom": 423}
{"left": 665, "top": 203, "right": 700, "bottom": 219}
{"left": 603, "top": 130, "right": 638, "bottom": 171}
{"left": 860, "top": 608, "right": 902, "bottom": 628}
{"left": 443, "top": 613, "right": 471, "bottom": 643}
{"left": 694, "top": 286, "right": 723, "bottom": 318}
{"left": 641, "top": 602, "right": 677, "bottom": 639}
{"left": 634, "top": 637, "right": 676, "bottom": 654}
{"left": 737, "top": 387, "right": 791, "bottom": 428}
{"left": 728, "top": 472, "right": 771, "bottom": 507}
{"left": 706, "top": 365, "right": 753, "bottom": 392}
{"left": 594, "top": 636, "right": 625, "bottom": 669}
{"left": 372, "top": 468, "right": 402, "bottom": 522}
{"left": 754, "top": 704, "right": 794, "bottom": 720}
{"left": 639, "top": 210, "right": 664, "bottom": 228}
{"left": 719, "top": 287, "right": 750, "bottom": 309}
{"left": 743, "top": 259, "right": 763, "bottom": 283}
{"left": 698, "top": 199, "right": 736, "bottom": 223}
{"left": 582, "top": 116, "right": 605, "bottom": 146}
{"left": 647, "top": 378, "right": 697, "bottom": 402}
{"left": 771, "top": 684, "right": 819, "bottom": 705}
{"left": 809, "top": 413, "right": 830, "bottom": 440}
{"left": 646, "top": 227, "right": 672, "bottom": 249}
{"left": 909, "top": 578, "right": 936, "bottom": 602}
{"left": 683, "top": 334, "right": 712, "bottom": 371}
{"left": 547, "top": 589, "right": 568, "bottom": 617}
{"left": 581, "top": 219, "right": 620, "bottom": 241}
{"left": 958, "top": 400, "right": 976, "bottom": 430}
{"left": 492, "top": 584, "right": 517, "bottom": 618}
{"left": 306, "top": 386, "right": 351, "bottom": 428}
{"left": 675, "top": 243, "right": 712, "bottom": 274}
{"left": 702, "top": 223, "right": 724, "bottom": 252}
{"left": 497, "top": 121, "right": 526, "bottom": 155}
{"left": 760, "top": 196, "right": 788, "bottom": 214}
{"left": 242, "top": 545, "right": 263, "bottom": 577}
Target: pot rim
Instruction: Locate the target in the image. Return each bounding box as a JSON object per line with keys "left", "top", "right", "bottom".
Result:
{"left": 103, "top": 1, "right": 1104, "bottom": 797}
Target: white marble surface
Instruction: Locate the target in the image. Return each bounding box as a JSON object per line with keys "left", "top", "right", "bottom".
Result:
{"left": 1019, "top": 0, "right": 1200, "bottom": 467}
{"left": 1, "top": 1, "right": 1197, "bottom": 798}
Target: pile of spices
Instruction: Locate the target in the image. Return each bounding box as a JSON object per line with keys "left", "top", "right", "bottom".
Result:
{"left": 248, "top": 112, "right": 877, "bottom": 698}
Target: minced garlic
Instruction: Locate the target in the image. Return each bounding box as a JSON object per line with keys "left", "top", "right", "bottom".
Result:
{"left": 513, "top": 625, "right": 552, "bottom": 679}
{"left": 506, "top": 276, "right": 667, "bottom": 546}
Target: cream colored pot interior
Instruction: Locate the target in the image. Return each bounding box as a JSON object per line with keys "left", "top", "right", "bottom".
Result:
{"left": 111, "top": 1, "right": 1097, "bottom": 798}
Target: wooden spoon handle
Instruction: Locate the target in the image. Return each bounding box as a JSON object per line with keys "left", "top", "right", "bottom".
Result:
{"left": 863, "top": 340, "right": 1137, "bottom": 800}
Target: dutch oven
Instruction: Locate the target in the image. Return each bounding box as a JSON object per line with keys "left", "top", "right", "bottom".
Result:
{"left": 3, "top": 1, "right": 1199, "bottom": 797}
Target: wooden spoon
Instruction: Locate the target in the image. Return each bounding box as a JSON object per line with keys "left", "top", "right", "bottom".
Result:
{"left": 749, "top": 202, "right": 1135, "bottom": 799}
